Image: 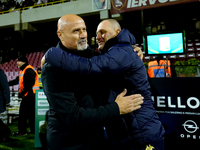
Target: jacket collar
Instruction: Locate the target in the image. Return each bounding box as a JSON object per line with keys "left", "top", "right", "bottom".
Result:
{"left": 101, "top": 36, "right": 119, "bottom": 54}
{"left": 56, "top": 41, "right": 95, "bottom": 58}
{"left": 100, "top": 28, "right": 136, "bottom": 54}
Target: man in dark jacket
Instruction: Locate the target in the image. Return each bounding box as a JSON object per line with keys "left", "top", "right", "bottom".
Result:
{"left": 9, "top": 55, "right": 40, "bottom": 136}
{"left": 41, "top": 14, "right": 144, "bottom": 150}
{"left": 45, "top": 19, "right": 165, "bottom": 150}
{"left": 0, "top": 69, "right": 11, "bottom": 142}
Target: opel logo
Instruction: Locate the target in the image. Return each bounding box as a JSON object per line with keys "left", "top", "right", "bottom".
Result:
{"left": 182, "top": 120, "right": 199, "bottom": 133}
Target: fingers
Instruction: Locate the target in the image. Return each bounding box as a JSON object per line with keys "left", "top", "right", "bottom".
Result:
{"left": 133, "top": 98, "right": 144, "bottom": 107}
{"left": 124, "top": 94, "right": 143, "bottom": 100}
{"left": 133, "top": 45, "right": 139, "bottom": 52}
{"left": 132, "top": 105, "right": 141, "bottom": 112}
{"left": 41, "top": 56, "right": 46, "bottom": 69}
{"left": 115, "top": 91, "right": 144, "bottom": 115}
{"left": 133, "top": 48, "right": 139, "bottom": 53}
{"left": 128, "top": 94, "right": 144, "bottom": 112}
{"left": 131, "top": 95, "right": 144, "bottom": 106}
{"left": 133, "top": 45, "right": 137, "bottom": 48}
{"left": 133, "top": 45, "right": 143, "bottom": 60}
{"left": 139, "top": 52, "right": 143, "bottom": 60}
{"left": 119, "top": 89, "right": 127, "bottom": 97}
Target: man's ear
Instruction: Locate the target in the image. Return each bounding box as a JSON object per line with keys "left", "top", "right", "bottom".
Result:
{"left": 116, "top": 29, "right": 121, "bottom": 34}
{"left": 57, "top": 30, "right": 62, "bottom": 40}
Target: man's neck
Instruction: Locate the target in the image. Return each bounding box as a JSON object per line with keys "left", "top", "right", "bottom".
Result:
{"left": 20, "top": 63, "right": 28, "bottom": 71}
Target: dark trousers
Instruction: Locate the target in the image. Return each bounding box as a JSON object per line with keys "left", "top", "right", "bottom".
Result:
{"left": 39, "top": 132, "right": 47, "bottom": 150}
{"left": 0, "top": 119, "right": 10, "bottom": 141}
{"left": 18, "top": 93, "right": 35, "bottom": 133}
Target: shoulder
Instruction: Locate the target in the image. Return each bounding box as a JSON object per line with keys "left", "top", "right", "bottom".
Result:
{"left": 0, "top": 69, "right": 3, "bottom": 75}
{"left": 24, "top": 67, "right": 36, "bottom": 76}
{"left": 0, "top": 69, "right": 4, "bottom": 73}
{"left": 0, "top": 69, "right": 6, "bottom": 77}
{"left": 107, "top": 44, "right": 136, "bottom": 58}
{"left": 42, "top": 63, "right": 61, "bottom": 72}
{"left": 26, "top": 67, "right": 35, "bottom": 72}
{"left": 42, "top": 63, "right": 74, "bottom": 91}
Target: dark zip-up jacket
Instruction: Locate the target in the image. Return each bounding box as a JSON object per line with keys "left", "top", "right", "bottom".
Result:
{"left": 41, "top": 42, "right": 120, "bottom": 150}
{"left": 0, "top": 69, "right": 10, "bottom": 113}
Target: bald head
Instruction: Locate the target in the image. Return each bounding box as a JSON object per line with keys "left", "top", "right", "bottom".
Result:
{"left": 96, "top": 19, "right": 121, "bottom": 50}
{"left": 57, "top": 14, "right": 88, "bottom": 51}
{"left": 57, "top": 14, "right": 84, "bottom": 31}
{"left": 101, "top": 19, "right": 121, "bottom": 31}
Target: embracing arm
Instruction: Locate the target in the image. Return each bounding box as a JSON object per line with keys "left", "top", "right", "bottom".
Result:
{"left": 45, "top": 47, "right": 136, "bottom": 75}
{"left": 44, "top": 88, "right": 120, "bottom": 127}
{"left": 45, "top": 87, "right": 143, "bottom": 128}
{"left": 41, "top": 64, "right": 143, "bottom": 128}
